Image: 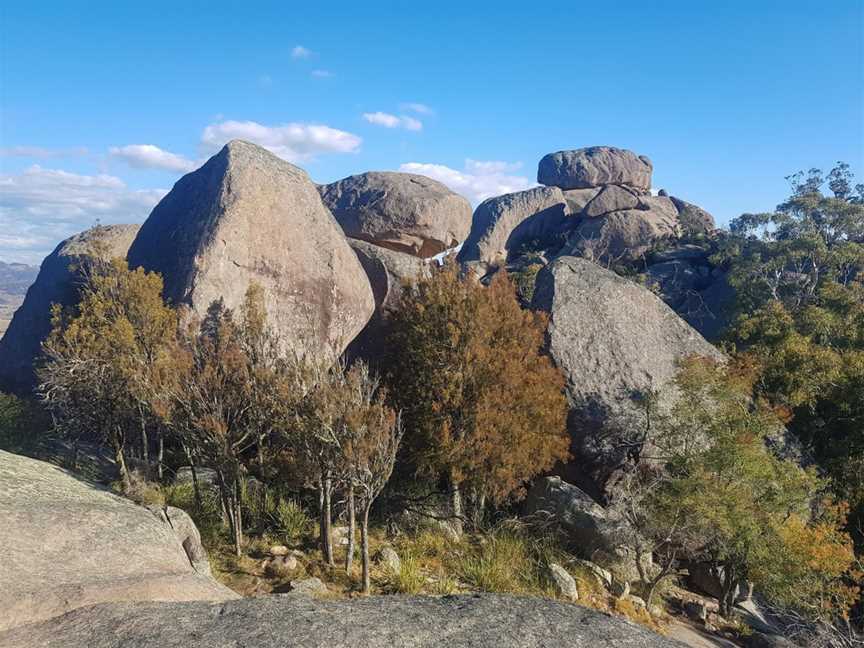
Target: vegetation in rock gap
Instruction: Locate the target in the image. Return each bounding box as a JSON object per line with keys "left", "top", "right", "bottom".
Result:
{"left": 386, "top": 263, "right": 570, "bottom": 533}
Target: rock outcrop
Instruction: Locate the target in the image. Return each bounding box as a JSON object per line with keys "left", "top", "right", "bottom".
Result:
{"left": 526, "top": 476, "right": 651, "bottom": 584}
{"left": 531, "top": 257, "right": 723, "bottom": 493}
{"left": 0, "top": 450, "right": 235, "bottom": 632}
{"left": 319, "top": 172, "right": 472, "bottom": 258}
{"left": 0, "top": 593, "right": 685, "bottom": 648}
{"left": 345, "top": 238, "right": 430, "bottom": 363}
{"left": 457, "top": 146, "right": 715, "bottom": 275}
{"left": 537, "top": 147, "right": 653, "bottom": 192}
{"left": 126, "top": 140, "right": 374, "bottom": 359}
{"left": 0, "top": 224, "right": 140, "bottom": 393}
{"left": 571, "top": 197, "right": 680, "bottom": 260}
{"left": 457, "top": 186, "right": 570, "bottom": 273}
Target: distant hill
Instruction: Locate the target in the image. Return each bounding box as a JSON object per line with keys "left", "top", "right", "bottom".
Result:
{"left": 0, "top": 260, "right": 39, "bottom": 336}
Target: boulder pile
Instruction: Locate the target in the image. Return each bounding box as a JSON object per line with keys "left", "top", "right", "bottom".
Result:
{"left": 458, "top": 145, "right": 715, "bottom": 274}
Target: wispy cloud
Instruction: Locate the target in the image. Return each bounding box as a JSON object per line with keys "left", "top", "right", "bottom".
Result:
{"left": 362, "top": 111, "right": 423, "bottom": 131}
{"left": 0, "top": 146, "right": 89, "bottom": 158}
{"left": 257, "top": 74, "right": 274, "bottom": 88}
{"left": 201, "top": 120, "right": 362, "bottom": 162}
{"left": 398, "top": 159, "right": 534, "bottom": 204}
{"left": 311, "top": 69, "right": 334, "bottom": 78}
{"left": 400, "top": 102, "right": 433, "bottom": 115}
{"left": 109, "top": 144, "right": 197, "bottom": 173}
{"left": 291, "top": 45, "right": 312, "bottom": 59}
{"left": 0, "top": 165, "right": 165, "bottom": 263}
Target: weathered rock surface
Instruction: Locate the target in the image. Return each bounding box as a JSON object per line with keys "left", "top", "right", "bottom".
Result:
{"left": 0, "top": 224, "right": 140, "bottom": 393}
{"left": 0, "top": 450, "right": 235, "bottom": 632}
{"left": 126, "top": 140, "right": 373, "bottom": 359}
{"left": 345, "top": 239, "right": 430, "bottom": 363}
{"left": 571, "top": 198, "right": 680, "bottom": 261}
{"left": 583, "top": 185, "right": 640, "bottom": 218}
{"left": 319, "top": 172, "right": 472, "bottom": 258}
{"left": 538, "top": 147, "right": 653, "bottom": 191}
{"left": 527, "top": 477, "right": 650, "bottom": 583}
{"left": 457, "top": 186, "right": 569, "bottom": 271}
{"left": 531, "top": 258, "right": 723, "bottom": 492}
{"left": 669, "top": 196, "right": 716, "bottom": 234}
{"left": 547, "top": 563, "right": 579, "bottom": 601}
{"left": 0, "top": 594, "right": 686, "bottom": 648}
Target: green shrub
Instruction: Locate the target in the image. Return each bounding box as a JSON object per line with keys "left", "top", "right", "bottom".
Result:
{"left": 164, "top": 481, "right": 224, "bottom": 545}
{"left": 270, "top": 498, "right": 311, "bottom": 541}
{"left": 386, "top": 552, "right": 426, "bottom": 594}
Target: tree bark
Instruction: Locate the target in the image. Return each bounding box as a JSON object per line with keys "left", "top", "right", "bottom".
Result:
{"left": 233, "top": 477, "right": 243, "bottom": 556}
{"left": 156, "top": 430, "right": 164, "bottom": 481}
{"left": 184, "top": 444, "right": 202, "bottom": 510}
{"left": 346, "top": 484, "right": 356, "bottom": 575}
{"left": 451, "top": 478, "right": 464, "bottom": 538}
{"left": 323, "top": 474, "right": 334, "bottom": 566}
{"left": 139, "top": 411, "right": 149, "bottom": 467}
{"left": 361, "top": 503, "right": 371, "bottom": 594}
{"left": 113, "top": 430, "right": 130, "bottom": 491}
{"left": 318, "top": 476, "right": 333, "bottom": 566}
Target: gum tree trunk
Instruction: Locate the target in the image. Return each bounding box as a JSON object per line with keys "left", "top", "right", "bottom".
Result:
{"left": 361, "top": 503, "right": 372, "bottom": 594}
{"left": 346, "top": 484, "right": 356, "bottom": 574}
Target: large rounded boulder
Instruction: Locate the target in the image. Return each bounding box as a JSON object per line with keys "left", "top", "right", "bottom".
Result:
{"left": 319, "top": 171, "right": 472, "bottom": 258}
{"left": 0, "top": 224, "right": 140, "bottom": 393}
{"left": 537, "top": 147, "right": 653, "bottom": 192}
{"left": 0, "top": 450, "right": 235, "bottom": 632}
{"left": 126, "top": 140, "right": 374, "bottom": 360}
{"left": 531, "top": 256, "right": 723, "bottom": 495}
{"left": 570, "top": 196, "right": 681, "bottom": 261}
{"left": 457, "top": 186, "right": 571, "bottom": 272}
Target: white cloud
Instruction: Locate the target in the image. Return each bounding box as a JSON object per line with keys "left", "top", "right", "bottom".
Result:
{"left": 311, "top": 69, "right": 334, "bottom": 78}
{"left": 291, "top": 45, "right": 312, "bottom": 59}
{"left": 399, "top": 159, "right": 534, "bottom": 204}
{"left": 0, "top": 165, "right": 165, "bottom": 264}
{"left": 362, "top": 112, "right": 423, "bottom": 131}
{"left": 200, "top": 120, "right": 362, "bottom": 162}
{"left": 109, "top": 144, "right": 197, "bottom": 173}
{"left": 401, "top": 102, "right": 433, "bottom": 115}
{"left": 0, "top": 146, "right": 89, "bottom": 158}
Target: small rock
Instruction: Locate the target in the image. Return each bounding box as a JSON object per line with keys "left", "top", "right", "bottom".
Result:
{"left": 288, "top": 577, "right": 328, "bottom": 596}
{"left": 649, "top": 604, "right": 664, "bottom": 618}
{"left": 611, "top": 579, "right": 630, "bottom": 599}
{"left": 269, "top": 545, "right": 290, "bottom": 556}
{"left": 683, "top": 600, "right": 708, "bottom": 623}
{"left": 375, "top": 546, "right": 401, "bottom": 573}
{"left": 574, "top": 559, "right": 612, "bottom": 588}
{"left": 548, "top": 563, "right": 579, "bottom": 601}
{"left": 626, "top": 595, "right": 647, "bottom": 611}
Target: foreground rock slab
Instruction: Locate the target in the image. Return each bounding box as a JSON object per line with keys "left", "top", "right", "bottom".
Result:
{"left": 0, "top": 450, "right": 235, "bottom": 632}
{"left": 0, "top": 594, "right": 685, "bottom": 648}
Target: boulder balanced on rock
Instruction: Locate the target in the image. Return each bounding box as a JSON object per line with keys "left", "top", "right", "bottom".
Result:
{"left": 537, "top": 146, "right": 653, "bottom": 192}
{"left": 0, "top": 224, "right": 140, "bottom": 393}
{"left": 319, "top": 171, "right": 472, "bottom": 258}
{"left": 127, "top": 140, "right": 374, "bottom": 360}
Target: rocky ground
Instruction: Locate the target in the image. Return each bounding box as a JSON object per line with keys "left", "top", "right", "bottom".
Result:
{"left": 0, "top": 593, "right": 687, "bottom": 648}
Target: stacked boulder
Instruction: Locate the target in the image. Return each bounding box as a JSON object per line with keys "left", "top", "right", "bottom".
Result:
{"left": 458, "top": 146, "right": 715, "bottom": 275}
{"left": 319, "top": 172, "right": 472, "bottom": 360}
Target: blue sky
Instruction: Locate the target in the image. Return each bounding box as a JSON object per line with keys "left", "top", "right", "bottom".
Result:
{"left": 1, "top": 0, "right": 862, "bottom": 264}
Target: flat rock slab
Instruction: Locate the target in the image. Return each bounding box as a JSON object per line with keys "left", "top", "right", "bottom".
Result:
{"left": 0, "top": 450, "right": 235, "bottom": 632}
{"left": 0, "top": 594, "right": 686, "bottom": 648}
